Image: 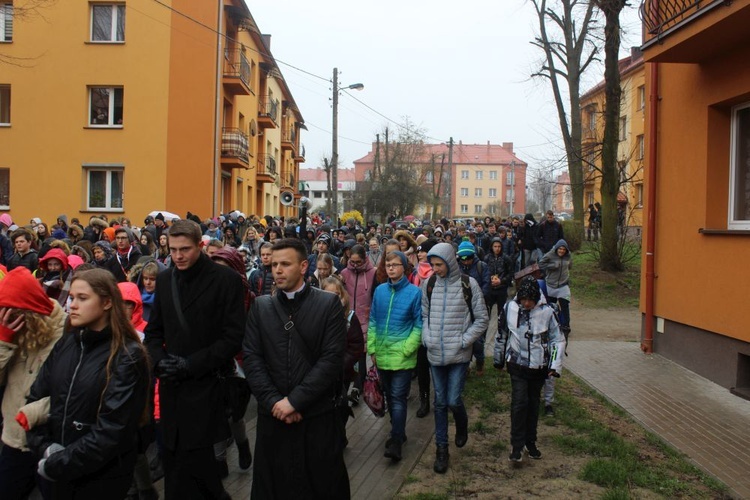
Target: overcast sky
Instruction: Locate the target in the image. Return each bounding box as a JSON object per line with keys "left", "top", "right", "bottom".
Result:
{"left": 248, "top": 1, "right": 642, "bottom": 179}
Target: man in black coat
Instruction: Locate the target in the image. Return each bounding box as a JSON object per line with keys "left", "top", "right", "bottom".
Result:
{"left": 144, "top": 220, "right": 244, "bottom": 500}
{"left": 244, "top": 238, "right": 350, "bottom": 499}
{"left": 536, "top": 210, "right": 565, "bottom": 254}
{"left": 105, "top": 227, "right": 142, "bottom": 282}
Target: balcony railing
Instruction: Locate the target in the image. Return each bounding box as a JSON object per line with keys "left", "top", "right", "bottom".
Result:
{"left": 640, "top": 0, "right": 722, "bottom": 36}
{"left": 282, "top": 127, "right": 296, "bottom": 144}
{"left": 221, "top": 127, "right": 249, "bottom": 160}
{"left": 223, "top": 48, "right": 251, "bottom": 89}
{"left": 264, "top": 154, "right": 277, "bottom": 176}
{"left": 259, "top": 97, "right": 279, "bottom": 123}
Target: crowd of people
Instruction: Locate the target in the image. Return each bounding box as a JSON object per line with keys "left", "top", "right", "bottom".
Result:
{"left": 0, "top": 208, "right": 570, "bottom": 499}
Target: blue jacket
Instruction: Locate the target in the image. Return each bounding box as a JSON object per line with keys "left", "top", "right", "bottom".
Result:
{"left": 458, "top": 259, "right": 491, "bottom": 299}
{"left": 367, "top": 275, "right": 422, "bottom": 370}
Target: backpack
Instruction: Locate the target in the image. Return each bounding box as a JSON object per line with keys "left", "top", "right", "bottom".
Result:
{"left": 426, "top": 273, "right": 475, "bottom": 323}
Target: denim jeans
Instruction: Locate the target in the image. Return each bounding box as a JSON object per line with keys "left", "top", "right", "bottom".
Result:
{"left": 430, "top": 362, "right": 469, "bottom": 447}
{"left": 509, "top": 368, "right": 546, "bottom": 449}
{"left": 378, "top": 368, "right": 412, "bottom": 442}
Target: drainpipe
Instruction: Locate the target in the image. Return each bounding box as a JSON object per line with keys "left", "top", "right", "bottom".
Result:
{"left": 212, "top": 1, "right": 224, "bottom": 217}
{"left": 642, "top": 61, "right": 659, "bottom": 354}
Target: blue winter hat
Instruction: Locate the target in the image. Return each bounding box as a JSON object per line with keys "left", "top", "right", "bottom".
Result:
{"left": 388, "top": 250, "right": 409, "bottom": 269}
{"left": 457, "top": 238, "right": 476, "bottom": 258}
{"left": 51, "top": 228, "right": 67, "bottom": 240}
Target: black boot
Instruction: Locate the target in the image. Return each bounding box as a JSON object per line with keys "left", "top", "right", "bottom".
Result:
{"left": 237, "top": 439, "right": 252, "bottom": 470}
{"left": 455, "top": 412, "right": 468, "bottom": 448}
{"left": 416, "top": 392, "right": 430, "bottom": 418}
{"left": 384, "top": 437, "right": 403, "bottom": 462}
{"left": 433, "top": 445, "right": 449, "bottom": 474}
{"left": 217, "top": 459, "right": 229, "bottom": 479}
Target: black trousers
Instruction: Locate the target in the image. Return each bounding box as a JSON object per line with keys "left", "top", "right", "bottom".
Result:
{"left": 163, "top": 446, "right": 225, "bottom": 500}
{"left": 509, "top": 366, "right": 546, "bottom": 449}
{"left": 416, "top": 345, "right": 431, "bottom": 396}
{"left": 0, "top": 445, "right": 37, "bottom": 500}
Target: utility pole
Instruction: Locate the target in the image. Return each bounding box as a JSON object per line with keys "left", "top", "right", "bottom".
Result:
{"left": 447, "top": 137, "right": 454, "bottom": 216}
{"left": 331, "top": 67, "right": 339, "bottom": 222}
{"left": 510, "top": 160, "right": 516, "bottom": 215}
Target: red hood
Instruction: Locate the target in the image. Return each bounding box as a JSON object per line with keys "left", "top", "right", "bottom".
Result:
{"left": 117, "top": 282, "right": 148, "bottom": 333}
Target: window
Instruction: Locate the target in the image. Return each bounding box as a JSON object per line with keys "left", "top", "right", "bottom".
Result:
{"left": 461, "top": 170, "right": 468, "bottom": 179}
{"left": 424, "top": 171, "right": 434, "bottom": 183}
{"left": 588, "top": 109, "right": 596, "bottom": 131}
{"left": 587, "top": 192, "right": 594, "bottom": 206}
{"left": 460, "top": 187, "right": 468, "bottom": 197}
{"left": 0, "top": 3, "right": 12, "bottom": 42}
{"left": 619, "top": 117, "right": 627, "bottom": 141}
{"left": 636, "top": 183, "right": 643, "bottom": 208}
{"left": 460, "top": 204, "right": 468, "bottom": 214}
{"left": 89, "top": 87, "right": 123, "bottom": 126}
{"left": 91, "top": 4, "right": 125, "bottom": 42}
{"left": 314, "top": 191, "right": 323, "bottom": 198}
{"left": 0, "top": 85, "right": 9, "bottom": 124}
{"left": 490, "top": 170, "right": 497, "bottom": 180}
{"left": 729, "top": 102, "right": 750, "bottom": 229}
{"left": 474, "top": 204, "right": 483, "bottom": 214}
{"left": 489, "top": 188, "right": 497, "bottom": 198}
{"left": 85, "top": 166, "right": 123, "bottom": 210}
{"left": 638, "top": 85, "right": 646, "bottom": 110}
{"left": 475, "top": 171, "right": 483, "bottom": 180}
{"left": 475, "top": 188, "right": 482, "bottom": 197}
{"left": 636, "top": 135, "right": 644, "bottom": 160}
{"left": 0, "top": 168, "right": 8, "bottom": 208}
{"left": 506, "top": 189, "right": 513, "bottom": 202}
{"left": 488, "top": 205, "right": 497, "bottom": 215}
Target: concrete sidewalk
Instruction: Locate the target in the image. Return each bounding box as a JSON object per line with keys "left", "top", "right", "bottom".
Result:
{"left": 566, "top": 340, "right": 750, "bottom": 499}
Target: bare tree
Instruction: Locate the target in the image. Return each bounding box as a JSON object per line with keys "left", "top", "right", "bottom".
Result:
{"left": 0, "top": 0, "right": 56, "bottom": 66}
{"left": 529, "top": 0, "right": 600, "bottom": 224}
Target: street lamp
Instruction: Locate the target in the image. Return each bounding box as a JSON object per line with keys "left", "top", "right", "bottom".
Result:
{"left": 331, "top": 67, "right": 364, "bottom": 223}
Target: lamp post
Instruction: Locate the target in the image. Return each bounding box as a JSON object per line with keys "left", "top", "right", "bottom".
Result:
{"left": 331, "top": 67, "right": 364, "bottom": 223}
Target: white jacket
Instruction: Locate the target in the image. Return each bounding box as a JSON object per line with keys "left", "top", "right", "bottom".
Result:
{"left": 494, "top": 299, "right": 564, "bottom": 372}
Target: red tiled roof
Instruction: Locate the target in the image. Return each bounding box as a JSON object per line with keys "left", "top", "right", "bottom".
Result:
{"left": 352, "top": 143, "right": 526, "bottom": 166}
{"left": 299, "top": 168, "right": 356, "bottom": 182}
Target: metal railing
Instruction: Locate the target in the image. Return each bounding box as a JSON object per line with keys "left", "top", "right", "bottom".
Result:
{"left": 259, "top": 97, "right": 279, "bottom": 123}
{"left": 263, "top": 154, "right": 277, "bottom": 176}
{"left": 223, "top": 48, "right": 251, "bottom": 89}
{"left": 221, "top": 127, "right": 249, "bottom": 160}
{"left": 640, "top": 0, "right": 721, "bottom": 36}
{"left": 282, "top": 127, "right": 296, "bottom": 144}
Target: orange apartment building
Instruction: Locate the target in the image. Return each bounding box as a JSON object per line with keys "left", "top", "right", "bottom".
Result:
{"left": 640, "top": 0, "right": 750, "bottom": 396}
{"left": 0, "top": 0, "right": 304, "bottom": 224}
{"left": 553, "top": 171, "right": 573, "bottom": 214}
{"left": 353, "top": 142, "right": 527, "bottom": 219}
{"left": 580, "top": 49, "right": 646, "bottom": 234}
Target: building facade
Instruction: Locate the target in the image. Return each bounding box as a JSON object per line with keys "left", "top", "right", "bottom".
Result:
{"left": 298, "top": 167, "right": 356, "bottom": 216}
{"left": 640, "top": 0, "right": 750, "bottom": 396}
{"left": 553, "top": 171, "right": 574, "bottom": 214}
{"left": 0, "top": 0, "right": 304, "bottom": 224}
{"left": 580, "top": 49, "right": 646, "bottom": 234}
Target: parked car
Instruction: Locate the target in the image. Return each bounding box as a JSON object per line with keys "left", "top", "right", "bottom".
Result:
{"left": 556, "top": 212, "right": 573, "bottom": 222}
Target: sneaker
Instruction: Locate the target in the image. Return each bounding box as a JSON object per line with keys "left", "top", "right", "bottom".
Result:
{"left": 525, "top": 443, "right": 542, "bottom": 459}
{"left": 508, "top": 447, "right": 523, "bottom": 462}
{"left": 348, "top": 388, "right": 360, "bottom": 407}
{"left": 544, "top": 404, "right": 555, "bottom": 417}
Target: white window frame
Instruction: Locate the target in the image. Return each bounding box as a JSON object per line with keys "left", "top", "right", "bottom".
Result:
{"left": 506, "top": 172, "right": 514, "bottom": 186}
{"left": 0, "top": 3, "right": 12, "bottom": 42}
{"left": 0, "top": 167, "right": 9, "bottom": 209}
{"left": 728, "top": 102, "right": 750, "bottom": 230}
{"left": 475, "top": 171, "right": 483, "bottom": 180}
{"left": 84, "top": 165, "right": 124, "bottom": 211}
{"left": 460, "top": 187, "right": 468, "bottom": 197}
{"left": 89, "top": 86, "right": 124, "bottom": 127}
{"left": 474, "top": 204, "right": 483, "bottom": 214}
{"left": 0, "top": 84, "right": 9, "bottom": 125}
{"left": 474, "top": 188, "right": 482, "bottom": 197}
{"left": 424, "top": 171, "right": 434, "bottom": 184}
{"left": 638, "top": 85, "right": 646, "bottom": 110}
{"left": 489, "top": 188, "right": 497, "bottom": 198}
{"left": 619, "top": 116, "right": 627, "bottom": 142}
{"left": 636, "top": 135, "right": 644, "bottom": 160}
{"left": 636, "top": 183, "right": 643, "bottom": 208}
{"left": 460, "top": 204, "right": 468, "bottom": 214}
{"left": 461, "top": 170, "right": 469, "bottom": 179}
{"left": 488, "top": 205, "right": 496, "bottom": 215}
{"left": 489, "top": 170, "right": 497, "bottom": 180}
{"left": 90, "top": 3, "right": 125, "bottom": 43}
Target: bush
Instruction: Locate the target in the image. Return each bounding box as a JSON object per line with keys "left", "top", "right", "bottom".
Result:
{"left": 341, "top": 210, "right": 364, "bottom": 226}
{"left": 561, "top": 220, "right": 583, "bottom": 252}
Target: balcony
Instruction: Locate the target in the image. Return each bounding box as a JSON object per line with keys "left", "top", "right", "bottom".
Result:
{"left": 294, "top": 143, "right": 306, "bottom": 163}
{"left": 279, "top": 171, "right": 295, "bottom": 191}
{"left": 258, "top": 97, "right": 279, "bottom": 129}
{"left": 223, "top": 49, "right": 252, "bottom": 96}
{"left": 281, "top": 127, "right": 297, "bottom": 152}
{"left": 257, "top": 154, "right": 277, "bottom": 184}
{"left": 220, "top": 128, "right": 249, "bottom": 169}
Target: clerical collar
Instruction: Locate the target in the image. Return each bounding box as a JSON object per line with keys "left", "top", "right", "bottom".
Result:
{"left": 282, "top": 282, "right": 306, "bottom": 299}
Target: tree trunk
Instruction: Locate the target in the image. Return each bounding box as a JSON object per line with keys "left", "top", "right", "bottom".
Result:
{"left": 596, "top": 0, "right": 626, "bottom": 271}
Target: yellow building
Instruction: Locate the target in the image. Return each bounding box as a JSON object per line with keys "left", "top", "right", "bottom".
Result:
{"left": 580, "top": 49, "right": 646, "bottom": 233}
{"left": 0, "top": 0, "right": 304, "bottom": 224}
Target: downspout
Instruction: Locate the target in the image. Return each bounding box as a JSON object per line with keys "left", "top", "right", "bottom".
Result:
{"left": 212, "top": 1, "right": 224, "bottom": 217}
{"left": 642, "top": 61, "right": 659, "bottom": 354}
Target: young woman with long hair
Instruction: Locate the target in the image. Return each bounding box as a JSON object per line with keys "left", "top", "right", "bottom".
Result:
{"left": 0, "top": 268, "right": 66, "bottom": 500}
{"left": 26, "top": 268, "right": 150, "bottom": 499}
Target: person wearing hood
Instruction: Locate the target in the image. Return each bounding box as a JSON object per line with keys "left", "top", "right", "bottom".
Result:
{"left": 0, "top": 268, "right": 66, "bottom": 499}
{"left": 92, "top": 241, "right": 115, "bottom": 269}
{"left": 83, "top": 216, "right": 108, "bottom": 243}
{"left": 517, "top": 213, "right": 540, "bottom": 267}
{"left": 422, "top": 242, "right": 489, "bottom": 473}
{"left": 305, "top": 233, "right": 341, "bottom": 279}
{"left": 368, "top": 251, "right": 423, "bottom": 463}
{"left": 414, "top": 238, "right": 438, "bottom": 418}
{"left": 457, "top": 239, "right": 491, "bottom": 376}
{"left": 37, "top": 248, "right": 73, "bottom": 306}
{"left": 485, "top": 237, "right": 514, "bottom": 318}
{"left": 339, "top": 244, "right": 376, "bottom": 406}
{"left": 393, "top": 230, "right": 419, "bottom": 269}
{"left": 494, "top": 276, "right": 565, "bottom": 462}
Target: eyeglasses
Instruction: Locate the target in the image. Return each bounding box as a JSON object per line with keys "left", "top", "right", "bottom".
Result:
{"left": 385, "top": 263, "right": 403, "bottom": 269}
{"left": 349, "top": 259, "right": 364, "bottom": 266}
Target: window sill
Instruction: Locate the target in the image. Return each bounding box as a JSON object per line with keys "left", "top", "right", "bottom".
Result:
{"left": 0, "top": 124, "right": 10, "bottom": 128}
{"left": 0, "top": 41, "right": 11, "bottom": 44}
{"left": 84, "top": 41, "right": 125, "bottom": 45}
{"left": 82, "top": 209, "right": 125, "bottom": 214}
{"left": 699, "top": 228, "right": 750, "bottom": 235}
{"left": 84, "top": 125, "right": 123, "bottom": 129}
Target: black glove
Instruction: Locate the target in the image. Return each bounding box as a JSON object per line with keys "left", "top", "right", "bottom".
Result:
{"left": 494, "top": 360, "right": 505, "bottom": 370}
{"left": 157, "top": 354, "right": 190, "bottom": 381}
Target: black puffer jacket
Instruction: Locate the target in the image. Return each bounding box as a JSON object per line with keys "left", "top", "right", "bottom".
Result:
{"left": 244, "top": 286, "right": 346, "bottom": 418}
{"left": 27, "top": 327, "right": 149, "bottom": 482}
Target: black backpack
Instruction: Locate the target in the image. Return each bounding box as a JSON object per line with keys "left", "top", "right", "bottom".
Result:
{"left": 426, "top": 274, "right": 475, "bottom": 323}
